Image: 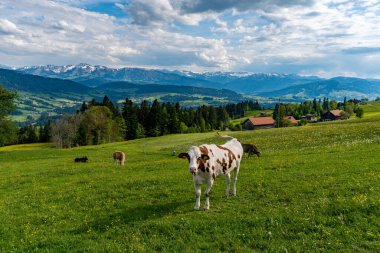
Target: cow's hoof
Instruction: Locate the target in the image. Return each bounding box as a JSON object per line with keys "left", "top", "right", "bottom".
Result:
{"left": 194, "top": 206, "right": 200, "bottom": 210}
{"left": 203, "top": 206, "right": 209, "bottom": 211}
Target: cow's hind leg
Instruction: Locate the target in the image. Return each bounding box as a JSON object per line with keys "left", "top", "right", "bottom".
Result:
{"left": 232, "top": 163, "right": 240, "bottom": 196}
{"left": 204, "top": 178, "right": 214, "bottom": 210}
{"left": 194, "top": 182, "right": 201, "bottom": 210}
{"left": 225, "top": 173, "right": 231, "bottom": 197}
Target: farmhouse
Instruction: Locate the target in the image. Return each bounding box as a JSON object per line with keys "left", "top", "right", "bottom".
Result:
{"left": 321, "top": 109, "right": 345, "bottom": 121}
{"left": 242, "top": 117, "right": 275, "bottom": 130}
{"left": 283, "top": 116, "right": 298, "bottom": 125}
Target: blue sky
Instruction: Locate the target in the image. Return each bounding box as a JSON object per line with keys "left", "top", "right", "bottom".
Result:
{"left": 0, "top": 0, "right": 380, "bottom": 78}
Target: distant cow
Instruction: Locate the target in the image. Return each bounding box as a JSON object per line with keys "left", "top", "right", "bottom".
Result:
{"left": 74, "top": 156, "right": 88, "bottom": 163}
{"left": 241, "top": 143, "right": 261, "bottom": 158}
{"left": 178, "top": 135, "right": 243, "bottom": 210}
{"left": 113, "top": 151, "right": 125, "bottom": 165}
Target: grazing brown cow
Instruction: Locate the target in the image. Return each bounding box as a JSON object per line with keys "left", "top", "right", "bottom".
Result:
{"left": 113, "top": 151, "right": 125, "bottom": 165}
{"left": 241, "top": 143, "right": 261, "bottom": 158}
{"left": 178, "top": 135, "right": 243, "bottom": 210}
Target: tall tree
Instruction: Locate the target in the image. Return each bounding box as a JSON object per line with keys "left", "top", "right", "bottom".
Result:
{"left": 39, "top": 120, "right": 52, "bottom": 142}
{"left": 272, "top": 103, "right": 286, "bottom": 127}
{"left": 0, "top": 84, "right": 18, "bottom": 146}
{"left": 138, "top": 100, "right": 150, "bottom": 133}
{"left": 122, "top": 98, "right": 139, "bottom": 140}
{"left": 102, "top": 96, "right": 119, "bottom": 117}
{"left": 146, "top": 99, "right": 161, "bottom": 137}
{"left": 0, "top": 84, "right": 17, "bottom": 118}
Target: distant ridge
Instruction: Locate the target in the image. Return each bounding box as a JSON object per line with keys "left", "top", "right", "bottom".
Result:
{"left": 258, "top": 78, "right": 380, "bottom": 100}
{"left": 0, "top": 68, "right": 94, "bottom": 94}
{"left": 12, "top": 63, "right": 380, "bottom": 100}
{"left": 17, "top": 63, "right": 321, "bottom": 93}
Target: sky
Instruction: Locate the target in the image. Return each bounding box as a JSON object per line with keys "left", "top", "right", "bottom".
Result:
{"left": 1, "top": 0, "right": 380, "bottom": 77}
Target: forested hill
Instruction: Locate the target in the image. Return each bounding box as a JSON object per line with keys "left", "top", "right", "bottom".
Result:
{"left": 258, "top": 78, "right": 380, "bottom": 100}
{"left": 96, "top": 81, "right": 243, "bottom": 101}
{"left": 0, "top": 68, "right": 94, "bottom": 94}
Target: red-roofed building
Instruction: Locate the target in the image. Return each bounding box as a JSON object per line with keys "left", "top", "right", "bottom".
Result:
{"left": 242, "top": 117, "right": 275, "bottom": 130}
{"left": 321, "top": 109, "right": 345, "bottom": 121}
{"left": 283, "top": 116, "right": 298, "bottom": 125}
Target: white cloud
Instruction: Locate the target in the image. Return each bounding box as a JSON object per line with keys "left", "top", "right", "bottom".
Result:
{"left": 0, "top": 0, "right": 380, "bottom": 78}
{"left": 0, "top": 19, "right": 24, "bottom": 35}
{"left": 122, "top": 0, "right": 217, "bottom": 26}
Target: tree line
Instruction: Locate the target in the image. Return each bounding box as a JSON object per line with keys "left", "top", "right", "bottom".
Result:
{"left": 48, "top": 97, "right": 262, "bottom": 147}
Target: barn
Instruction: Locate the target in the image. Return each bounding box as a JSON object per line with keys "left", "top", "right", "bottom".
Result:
{"left": 321, "top": 109, "right": 345, "bottom": 121}
{"left": 284, "top": 116, "right": 298, "bottom": 125}
{"left": 242, "top": 117, "right": 276, "bottom": 130}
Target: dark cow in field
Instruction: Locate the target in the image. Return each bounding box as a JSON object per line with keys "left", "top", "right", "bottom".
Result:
{"left": 113, "top": 151, "right": 125, "bottom": 165}
{"left": 74, "top": 156, "right": 88, "bottom": 163}
{"left": 241, "top": 143, "right": 261, "bottom": 158}
{"left": 178, "top": 135, "right": 243, "bottom": 210}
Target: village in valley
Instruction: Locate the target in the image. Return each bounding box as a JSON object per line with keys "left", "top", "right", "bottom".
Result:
{"left": 241, "top": 98, "right": 365, "bottom": 131}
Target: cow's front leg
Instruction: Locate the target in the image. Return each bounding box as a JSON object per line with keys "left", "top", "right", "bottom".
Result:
{"left": 225, "top": 173, "right": 231, "bottom": 197}
{"left": 204, "top": 178, "right": 214, "bottom": 210}
{"left": 194, "top": 182, "right": 201, "bottom": 210}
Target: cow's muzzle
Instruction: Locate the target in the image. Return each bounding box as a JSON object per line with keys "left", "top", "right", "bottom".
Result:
{"left": 190, "top": 167, "right": 197, "bottom": 175}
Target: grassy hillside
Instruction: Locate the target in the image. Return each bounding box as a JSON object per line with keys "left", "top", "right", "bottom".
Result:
{"left": 361, "top": 100, "right": 380, "bottom": 117}
{"left": 1, "top": 107, "right": 380, "bottom": 251}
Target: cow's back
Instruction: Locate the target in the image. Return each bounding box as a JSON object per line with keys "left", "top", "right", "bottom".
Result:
{"left": 208, "top": 141, "right": 242, "bottom": 176}
{"left": 222, "top": 139, "right": 243, "bottom": 161}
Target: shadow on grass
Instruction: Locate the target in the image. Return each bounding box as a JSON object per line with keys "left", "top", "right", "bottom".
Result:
{"left": 72, "top": 200, "right": 193, "bottom": 234}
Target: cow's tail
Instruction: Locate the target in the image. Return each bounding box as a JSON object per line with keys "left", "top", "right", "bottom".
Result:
{"left": 216, "top": 132, "right": 235, "bottom": 139}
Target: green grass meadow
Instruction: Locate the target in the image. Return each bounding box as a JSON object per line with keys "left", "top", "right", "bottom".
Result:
{"left": 1, "top": 106, "right": 380, "bottom": 252}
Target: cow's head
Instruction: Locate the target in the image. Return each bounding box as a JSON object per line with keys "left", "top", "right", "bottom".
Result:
{"left": 178, "top": 146, "right": 210, "bottom": 175}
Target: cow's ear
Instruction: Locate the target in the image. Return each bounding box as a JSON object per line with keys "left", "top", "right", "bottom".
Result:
{"left": 178, "top": 153, "right": 190, "bottom": 159}
{"left": 201, "top": 154, "right": 210, "bottom": 161}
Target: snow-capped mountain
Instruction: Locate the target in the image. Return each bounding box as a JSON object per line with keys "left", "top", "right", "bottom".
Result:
{"left": 17, "top": 63, "right": 322, "bottom": 93}
{"left": 18, "top": 63, "right": 217, "bottom": 88}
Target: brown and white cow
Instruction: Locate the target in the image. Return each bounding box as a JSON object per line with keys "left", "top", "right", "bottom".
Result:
{"left": 178, "top": 137, "right": 243, "bottom": 210}
{"left": 113, "top": 151, "right": 125, "bottom": 165}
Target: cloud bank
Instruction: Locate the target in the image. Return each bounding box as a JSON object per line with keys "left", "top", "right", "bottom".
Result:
{"left": 1, "top": 0, "right": 380, "bottom": 77}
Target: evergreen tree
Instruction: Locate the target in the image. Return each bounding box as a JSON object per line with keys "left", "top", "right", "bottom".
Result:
{"left": 167, "top": 103, "right": 180, "bottom": 134}
{"left": 79, "top": 102, "right": 88, "bottom": 112}
{"left": 208, "top": 106, "right": 218, "bottom": 130}
{"left": 88, "top": 98, "right": 99, "bottom": 107}
{"left": 146, "top": 99, "right": 161, "bottom": 137}
{"left": 39, "top": 120, "right": 52, "bottom": 142}
{"left": 138, "top": 100, "right": 150, "bottom": 133}
{"left": 102, "top": 96, "right": 119, "bottom": 117}
{"left": 217, "top": 106, "right": 230, "bottom": 130}
{"left": 272, "top": 103, "right": 286, "bottom": 127}
{"left": 160, "top": 105, "right": 169, "bottom": 135}
{"left": 323, "top": 98, "right": 330, "bottom": 111}
{"left": 122, "top": 98, "right": 139, "bottom": 140}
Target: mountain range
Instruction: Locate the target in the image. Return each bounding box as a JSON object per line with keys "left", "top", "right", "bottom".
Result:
{"left": 18, "top": 63, "right": 322, "bottom": 93}
{"left": 17, "top": 63, "right": 380, "bottom": 99}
